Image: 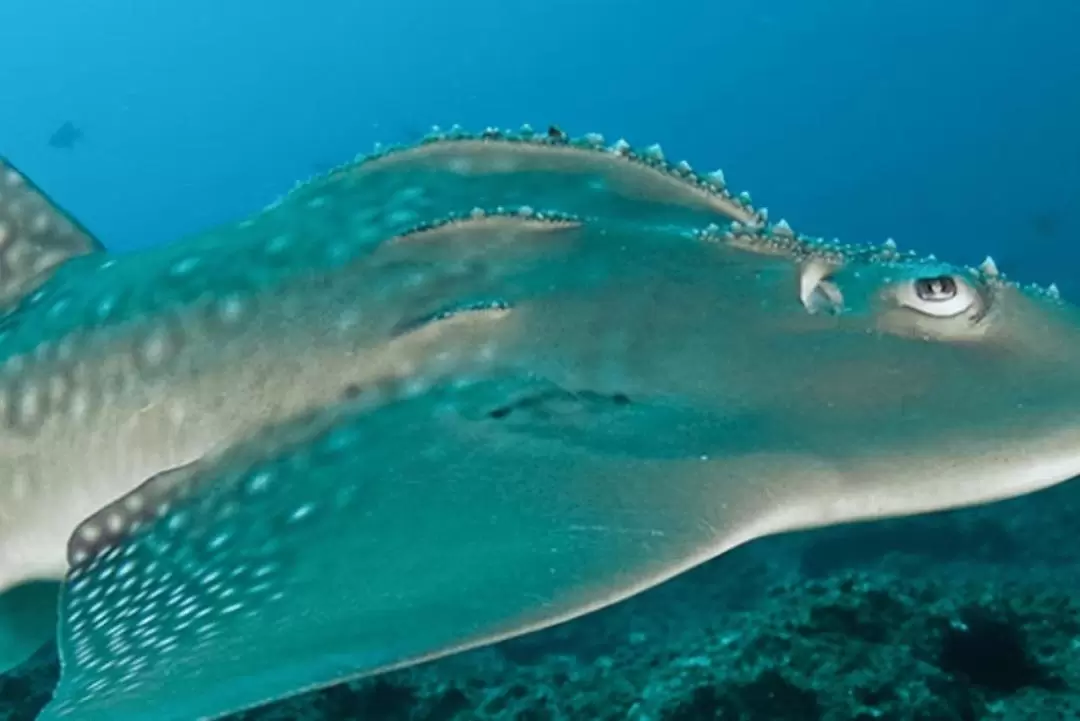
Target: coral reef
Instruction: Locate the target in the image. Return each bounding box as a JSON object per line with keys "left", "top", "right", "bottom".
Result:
{"left": 225, "top": 561, "right": 1080, "bottom": 720}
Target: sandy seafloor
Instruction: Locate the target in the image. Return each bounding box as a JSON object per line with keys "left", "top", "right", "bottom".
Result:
{"left": 5, "top": 477, "right": 1080, "bottom": 721}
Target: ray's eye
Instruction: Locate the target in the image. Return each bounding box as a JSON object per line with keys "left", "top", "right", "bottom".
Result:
{"left": 915, "top": 275, "right": 957, "bottom": 301}
{"left": 897, "top": 274, "right": 980, "bottom": 318}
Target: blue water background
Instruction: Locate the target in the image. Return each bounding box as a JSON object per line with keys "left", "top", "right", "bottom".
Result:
{"left": 0, "top": 0, "right": 1077, "bottom": 290}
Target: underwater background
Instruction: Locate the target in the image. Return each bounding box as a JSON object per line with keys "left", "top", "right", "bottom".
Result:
{"left": 1, "top": 0, "right": 1080, "bottom": 719}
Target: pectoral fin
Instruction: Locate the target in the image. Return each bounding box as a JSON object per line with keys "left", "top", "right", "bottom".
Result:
{"left": 40, "top": 375, "right": 792, "bottom": 721}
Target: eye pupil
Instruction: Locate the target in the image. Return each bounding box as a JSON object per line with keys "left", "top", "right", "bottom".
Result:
{"left": 915, "top": 275, "right": 957, "bottom": 301}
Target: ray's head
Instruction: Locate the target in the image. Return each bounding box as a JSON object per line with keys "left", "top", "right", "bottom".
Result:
{"left": 571, "top": 226, "right": 1080, "bottom": 531}
{"left": 729, "top": 238, "right": 1080, "bottom": 526}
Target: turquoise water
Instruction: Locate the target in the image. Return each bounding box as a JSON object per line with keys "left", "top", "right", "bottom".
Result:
{"left": 2, "top": 0, "right": 1077, "bottom": 280}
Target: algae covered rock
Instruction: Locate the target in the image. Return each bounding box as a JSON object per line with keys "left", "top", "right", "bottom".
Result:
{"left": 199, "top": 565, "right": 1080, "bottom": 719}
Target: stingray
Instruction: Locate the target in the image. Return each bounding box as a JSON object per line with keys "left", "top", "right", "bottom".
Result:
{"left": 47, "top": 121, "right": 83, "bottom": 150}
{"left": 0, "top": 125, "right": 1079, "bottom": 721}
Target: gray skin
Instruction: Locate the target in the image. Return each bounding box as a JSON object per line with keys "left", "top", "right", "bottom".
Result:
{"left": 0, "top": 130, "right": 1078, "bottom": 721}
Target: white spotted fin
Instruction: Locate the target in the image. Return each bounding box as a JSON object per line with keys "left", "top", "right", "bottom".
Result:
{"left": 0, "top": 156, "right": 105, "bottom": 674}
{"left": 38, "top": 375, "right": 780, "bottom": 720}
{"left": 0, "top": 156, "right": 105, "bottom": 307}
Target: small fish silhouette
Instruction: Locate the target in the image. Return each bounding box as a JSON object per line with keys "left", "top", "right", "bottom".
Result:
{"left": 47, "top": 121, "right": 83, "bottom": 150}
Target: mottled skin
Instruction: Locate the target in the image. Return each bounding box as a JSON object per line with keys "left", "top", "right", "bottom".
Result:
{"left": 0, "top": 126, "right": 1078, "bottom": 721}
